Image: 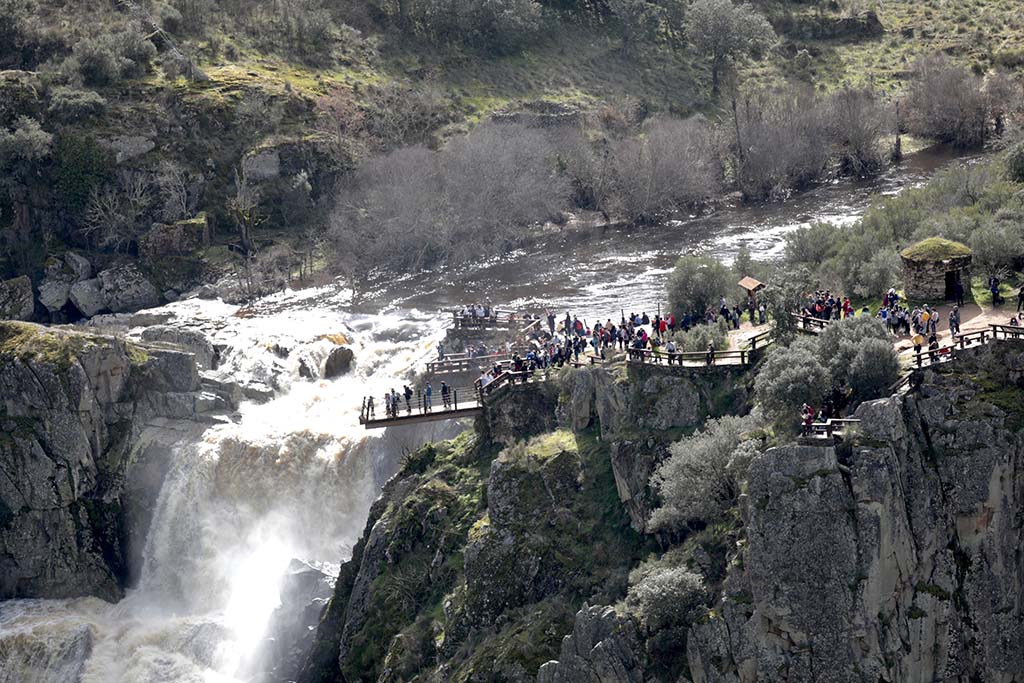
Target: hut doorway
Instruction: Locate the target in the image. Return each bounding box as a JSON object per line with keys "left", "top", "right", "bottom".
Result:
{"left": 944, "top": 271, "right": 958, "bottom": 300}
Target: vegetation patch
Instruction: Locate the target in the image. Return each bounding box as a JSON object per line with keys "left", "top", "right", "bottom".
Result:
{"left": 900, "top": 237, "right": 972, "bottom": 262}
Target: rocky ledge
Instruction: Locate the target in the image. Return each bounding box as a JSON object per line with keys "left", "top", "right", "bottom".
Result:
{"left": 0, "top": 321, "right": 219, "bottom": 600}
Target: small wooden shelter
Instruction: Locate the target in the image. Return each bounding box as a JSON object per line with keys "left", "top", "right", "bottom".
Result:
{"left": 738, "top": 276, "right": 766, "bottom": 305}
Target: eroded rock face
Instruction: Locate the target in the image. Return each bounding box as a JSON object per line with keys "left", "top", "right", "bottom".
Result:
{"left": 0, "top": 275, "right": 34, "bottom": 321}
{"left": 0, "top": 322, "right": 206, "bottom": 600}
{"left": 537, "top": 604, "right": 645, "bottom": 683}
{"left": 140, "top": 325, "right": 217, "bottom": 370}
{"left": 558, "top": 366, "right": 627, "bottom": 437}
{"left": 70, "top": 278, "right": 105, "bottom": 317}
{"left": 688, "top": 346, "right": 1024, "bottom": 683}
{"left": 97, "top": 264, "right": 160, "bottom": 313}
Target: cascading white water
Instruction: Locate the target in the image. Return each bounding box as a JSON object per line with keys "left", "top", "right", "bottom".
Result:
{"left": 0, "top": 288, "right": 461, "bottom": 682}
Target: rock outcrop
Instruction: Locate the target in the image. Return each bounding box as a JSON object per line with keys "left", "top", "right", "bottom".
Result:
{"left": 0, "top": 321, "right": 214, "bottom": 600}
{"left": 536, "top": 605, "right": 645, "bottom": 683}
{"left": 97, "top": 264, "right": 161, "bottom": 313}
{"left": 0, "top": 275, "right": 34, "bottom": 321}
{"left": 299, "top": 342, "right": 1024, "bottom": 683}
{"left": 323, "top": 346, "right": 354, "bottom": 378}
{"left": 687, "top": 343, "right": 1024, "bottom": 683}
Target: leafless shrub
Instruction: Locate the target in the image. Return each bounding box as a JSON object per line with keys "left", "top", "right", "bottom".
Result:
{"left": 903, "top": 55, "right": 989, "bottom": 148}
{"left": 84, "top": 170, "right": 152, "bottom": 252}
{"left": 825, "top": 86, "right": 894, "bottom": 176}
{"left": 731, "top": 86, "right": 831, "bottom": 200}
{"left": 607, "top": 116, "right": 723, "bottom": 223}
{"left": 328, "top": 122, "right": 569, "bottom": 292}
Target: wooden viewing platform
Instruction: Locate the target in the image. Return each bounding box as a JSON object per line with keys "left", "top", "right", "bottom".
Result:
{"left": 426, "top": 352, "right": 511, "bottom": 376}
{"left": 360, "top": 384, "right": 484, "bottom": 429}
{"left": 627, "top": 347, "right": 751, "bottom": 367}
{"left": 359, "top": 369, "right": 544, "bottom": 430}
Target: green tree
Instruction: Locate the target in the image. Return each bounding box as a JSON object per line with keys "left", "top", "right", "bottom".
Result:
{"left": 666, "top": 254, "right": 732, "bottom": 318}
{"left": 648, "top": 413, "right": 761, "bottom": 532}
{"left": 607, "top": 0, "right": 664, "bottom": 54}
{"left": 685, "top": 0, "right": 775, "bottom": 95}
{"left": 753, "top": 338, "right": 829, "bottom": 426}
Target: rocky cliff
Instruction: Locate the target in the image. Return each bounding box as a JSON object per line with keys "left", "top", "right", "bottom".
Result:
{"left": 0, "top": 321, "right": 214, "bottom": 600}
{"left": 299, "top": 342, "right": 1024, "bottom": 683}
{"left": 685, "top": 342, "right": 1024, "bottom": 683}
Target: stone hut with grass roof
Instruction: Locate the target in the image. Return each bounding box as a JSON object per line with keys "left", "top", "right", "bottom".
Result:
{"left": 900, "top": 237, "right": 972, "bottom": 301}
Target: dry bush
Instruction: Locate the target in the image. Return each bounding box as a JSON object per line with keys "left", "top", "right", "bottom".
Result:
{"left": 903, "top": 55, "right": 989, "bottom": 148}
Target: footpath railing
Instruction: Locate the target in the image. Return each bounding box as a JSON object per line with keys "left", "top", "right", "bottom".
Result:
{"left": 426, "top": 352, "right": 510, "bottom": 375}
{"left": 449, "top": 309, "right": 536, "bottom": 331}
{"left": 803, "top": 418, "right": 861, "bottom": 440}
{"left": 743, "top": 328, "right": 775, "bottom": 352}
{"left": 890, "top": 324, "right": 1021, "bottom": 394}
{"left": 791, "top": 313, "right": 833, "bottom": 333}
{"left": 627, "top": 347, "right": 750, "bottom": 367}
{"left": 359, "top": 384, "right": 479, "bottom": 424}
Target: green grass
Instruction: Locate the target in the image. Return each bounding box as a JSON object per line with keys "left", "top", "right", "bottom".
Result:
{"left": 969, "top": 273, "right": 1021, "bottom": 313}
{"left": 900, "top": 237, "right": 972, "bottom": 262}
{"left": 0, "top": 321, "right": 95, "bottom": 370}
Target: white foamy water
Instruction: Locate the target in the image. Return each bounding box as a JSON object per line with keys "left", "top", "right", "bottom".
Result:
{"left": 0, "top": 290, "right": 461, "bottom": 683}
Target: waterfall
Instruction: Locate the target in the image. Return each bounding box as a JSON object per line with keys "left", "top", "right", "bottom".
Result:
{"left": 0, "top": 291, "right": 462, "bottom": 682}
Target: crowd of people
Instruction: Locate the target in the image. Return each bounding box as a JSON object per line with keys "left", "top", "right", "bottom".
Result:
{"left": 372, "top": 279, "right": 1024, "bottom": 425}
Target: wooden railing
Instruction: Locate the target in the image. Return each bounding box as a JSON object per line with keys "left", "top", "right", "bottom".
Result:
{"left": 744, "top": 328, "right": 775, "bottom": 352}
{"left": 791, "top": 313, "right": 833, "bottom": 332}
{"left": 627, "top": 347, "right": 749, "bottom": 366}
{"left": 448, "top": 308, "right": 533, "bottom": 331}
{"left": 910, "top": 329, "right": 989, "bottom": 369}
{"left": 990, "top": 323, "right": 1024, "bottom": 340}
{"left": 360, "top": 384, "right": 479, "bottom": 424}
{"left": 426, "top": 353, "right": 510, "bottom": 375}
{"left": 804, "top": 418, "right": 861, "bottom": 439}
{"left": 475, "top": 369, "right": 536, "bottom": 399}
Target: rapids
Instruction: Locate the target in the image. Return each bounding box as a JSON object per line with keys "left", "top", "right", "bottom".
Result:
{"left": 0, "top": 146, "right": 968, "bottom": 682}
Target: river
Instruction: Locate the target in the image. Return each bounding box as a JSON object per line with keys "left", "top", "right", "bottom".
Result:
{"left": 0, "top": 146, "right": 967, "bottom": 682}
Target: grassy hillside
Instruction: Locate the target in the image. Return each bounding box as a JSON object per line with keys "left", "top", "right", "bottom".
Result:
{"left": 2, "top": 0, "right": 1022, "bottom": 309}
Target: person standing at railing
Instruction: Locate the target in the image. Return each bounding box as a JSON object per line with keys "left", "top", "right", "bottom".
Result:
{"left": 912, "top": 332, "right": 924, "bottom": 356}
{"left": 706, "top": 342, "right": 715, "bottom": 366}
{"left": 437, "top": 342, "right": 445, "bottom": 361}
{"left": 403, "top": 385, "right": 413, "bottom": 414}
{"left": 424, "top": 383, "right": 433, "bottom": 412}
{"left": 801, "top": 403, "right": 815, "bottom": 436}
{"left": 666, "top": 339, "right": 678, "bottom": 365}
{"left": 366, "top": 395, "right": 376, "bottom": 419}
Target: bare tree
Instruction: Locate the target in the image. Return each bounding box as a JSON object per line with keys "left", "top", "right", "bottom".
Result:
{"left": 327, "top": 123, "right": 571, "bottom": 295}
{"left": 731, "top": 86, "right": 831, "bottom": 200}
{"left": 903, "top": 55, "right": 989, "bottom": 148}
{"left": 825, "top": 87, "right": 894, "bottom": 176}
{"left": 314, "top": 86, "right": 367, "bottom": 168}
{"left": 84, "top": 170, "right": 152, "bottom": 252}
{"left": 156, "top": 160, "right": 193, "bottom": 222}
{"left": 228, "top": 166, "right": 262, "bottom": 255}
{"left": 607, "top": 116, "right": 722, "bottom": 223}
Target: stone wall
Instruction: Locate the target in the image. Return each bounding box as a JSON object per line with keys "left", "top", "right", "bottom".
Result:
{"left": 902, "top": 253, "right": 971, "bottom": 301}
